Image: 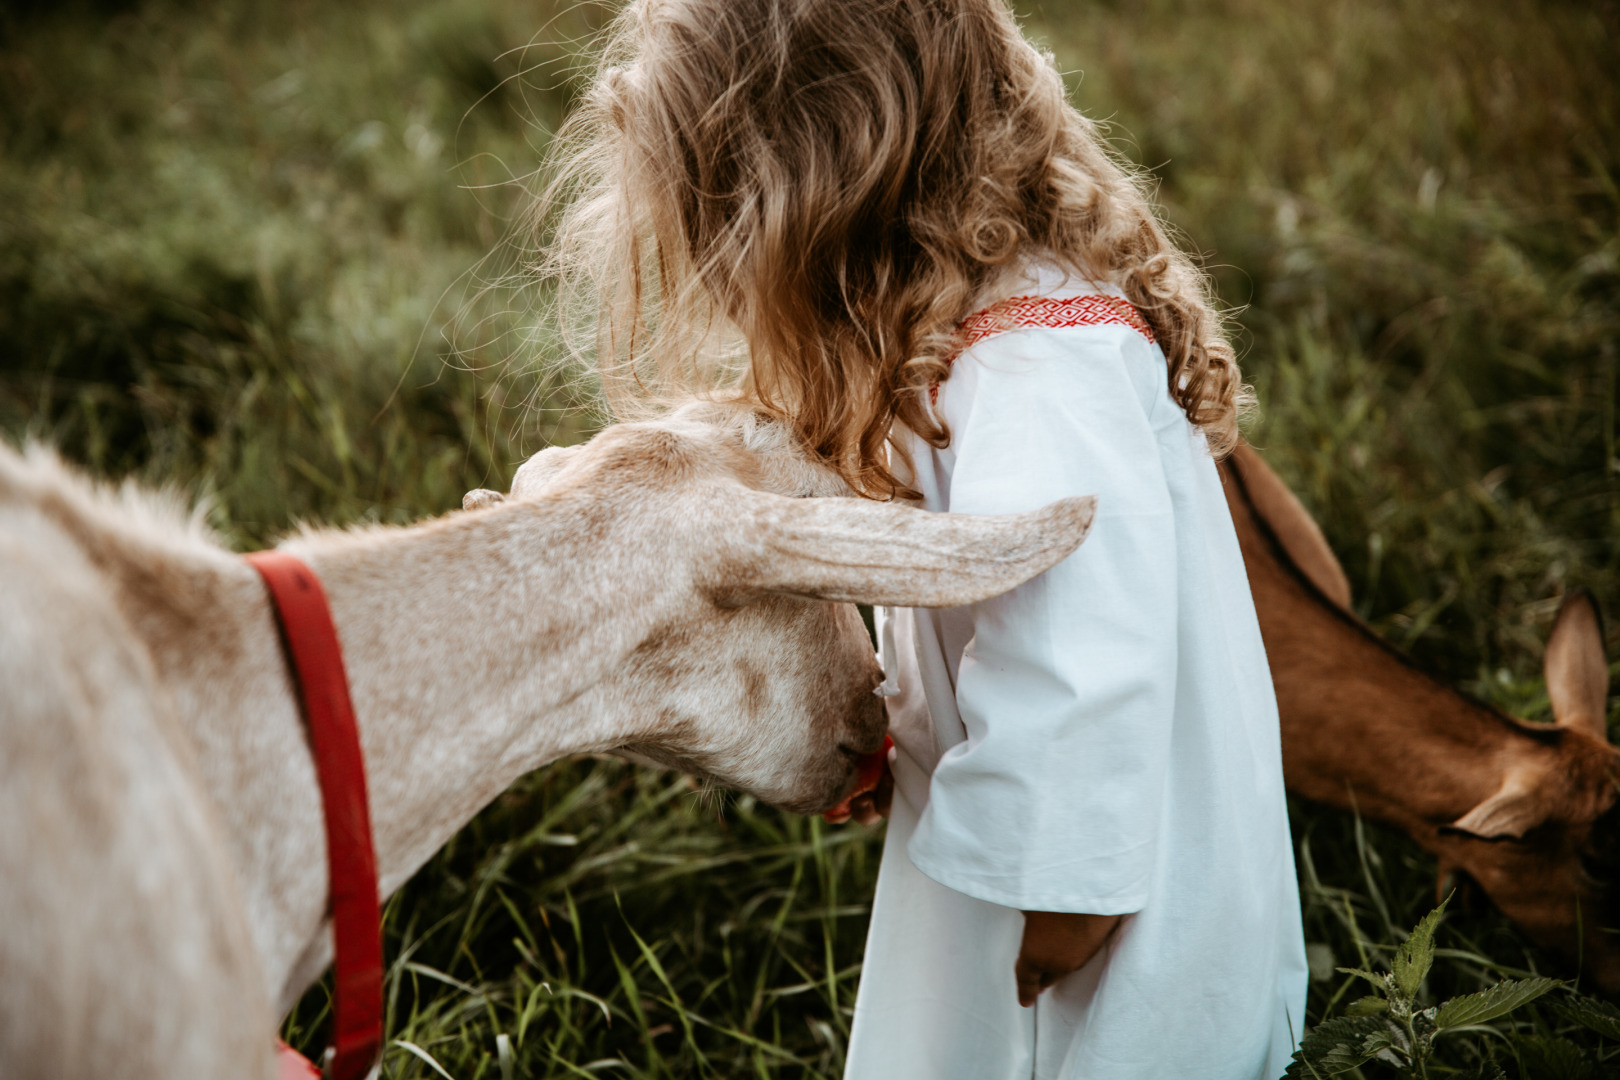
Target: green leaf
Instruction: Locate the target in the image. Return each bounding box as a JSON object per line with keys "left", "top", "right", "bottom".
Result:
{"left": 1335, "top": 966, "right": 1389, "bottom": 990}
{"left": 1391, "top": 892, "right": 1451, "bottom": 998}
{"left": 1346, "top": 996, "right": 1389, "bottom": 1017}
{"left": 1285, "top": 1016, "right": 1392, "bottom": 1078}
{"left": 1358, "top": 1030, "right": 1398, "bottom": 1060}
{"left": 1433, "top": 976, "right": 1560, "bottom": 1029}
{"left": 1550, "top": 993, "right": 1620, "bottom": 1041}
{"left": 1512, "top": 1034, "right": 1598, "bottom": 1080}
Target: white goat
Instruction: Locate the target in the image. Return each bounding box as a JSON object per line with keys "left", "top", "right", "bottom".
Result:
{"left": 0, "top": 403, "right": 1094, "bottom": 1080}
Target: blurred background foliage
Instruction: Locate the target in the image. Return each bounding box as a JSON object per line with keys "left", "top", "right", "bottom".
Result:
{"left": 2, "top": 0, "right": 1618, "bottom": 1076}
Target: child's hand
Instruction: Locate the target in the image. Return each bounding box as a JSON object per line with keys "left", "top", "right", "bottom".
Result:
{"left": 822, "top": 736, "right": 894, "bottom": 825}
{"left": 1015, "top": 911, "right": 1122, "bottom": 1007}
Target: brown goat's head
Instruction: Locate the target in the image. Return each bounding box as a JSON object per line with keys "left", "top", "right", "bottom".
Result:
{"left": 1445, "top": 592, "right": 1613, "bottom": 843}
{"left": 1223, "top": 442, "right": 1620, "bottom": 986}
{"left": 466, "top": 401, "right": 1096, "bottom": 815}
{"left": 1435, "top": 591, "right": 1620, "bottom": 983}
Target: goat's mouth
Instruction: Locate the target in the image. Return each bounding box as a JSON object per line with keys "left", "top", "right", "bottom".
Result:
{"left": 825, "top": 738, "right": 889, "bottom": 803}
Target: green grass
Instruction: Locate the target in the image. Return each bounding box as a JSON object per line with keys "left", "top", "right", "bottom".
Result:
{"left": 2, "top": 0, "right": 1617, "bottom": 1076}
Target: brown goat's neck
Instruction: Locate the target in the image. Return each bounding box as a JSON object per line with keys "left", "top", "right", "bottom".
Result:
{"left": 1222, "top": 458, "right": 1541, "bottom": 826}
{"left": 1264, "top": 584, "right": 1546, "bottom": 825}
{"left": 1220, "top": 451, "right": 1613, "bottom": 836}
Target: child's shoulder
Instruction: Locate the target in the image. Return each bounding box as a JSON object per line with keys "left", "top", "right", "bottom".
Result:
{"left": 942, "top": 260, "right": 1165, "bottom": 412}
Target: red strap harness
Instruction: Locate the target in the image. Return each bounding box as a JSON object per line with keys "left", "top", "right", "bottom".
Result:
{"left": 246, "top": 551, "right": 384, "bottom": 1080}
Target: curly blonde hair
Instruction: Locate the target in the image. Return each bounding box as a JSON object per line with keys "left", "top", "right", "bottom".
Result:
{"left": 534, "top": 0, "right": 1248, "bottom": 498}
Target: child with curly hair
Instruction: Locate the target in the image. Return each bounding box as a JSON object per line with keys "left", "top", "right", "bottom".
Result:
{"left": 539, "top": 0, "right": 1308, "bottom": 1075}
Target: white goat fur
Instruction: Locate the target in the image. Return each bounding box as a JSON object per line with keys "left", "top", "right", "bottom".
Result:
{"left": 0, "top": 401, "right": 1095, "bottom": 1080}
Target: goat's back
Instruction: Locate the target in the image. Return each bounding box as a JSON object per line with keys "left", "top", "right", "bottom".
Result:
{"left": 0, "top": 449, "right": 272, "bottom": 1079}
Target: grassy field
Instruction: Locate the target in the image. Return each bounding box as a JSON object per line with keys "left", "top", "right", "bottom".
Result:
{"left": 2, "top": 0, "right": 1618, "bottom": 1075}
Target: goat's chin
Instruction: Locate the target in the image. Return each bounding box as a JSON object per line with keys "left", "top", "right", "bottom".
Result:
{"left": 605, "top": 745, "right": 860, "bottom": 817}
{"left": 768, "top": 765, "right": 869, "bottom": 818}
{"left": 767, "top": 790, "right": 845, "bottom": 817}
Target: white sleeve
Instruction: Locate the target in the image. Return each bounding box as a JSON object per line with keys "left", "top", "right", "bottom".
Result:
{"left": 905, "top": 326, "right": 1178, "bottom": 915}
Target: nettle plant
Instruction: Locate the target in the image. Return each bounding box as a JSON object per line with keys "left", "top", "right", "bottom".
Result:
{"left": 1287, "top": 893, "right": 1620, "bottom": 1079}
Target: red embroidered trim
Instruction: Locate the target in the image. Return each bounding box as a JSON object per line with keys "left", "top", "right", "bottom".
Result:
{"left": 930, "top": 294, "right": 1157, "bottom": 406}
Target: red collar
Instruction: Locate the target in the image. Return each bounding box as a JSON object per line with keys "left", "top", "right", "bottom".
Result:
{"left": 246, "top": 551, "right": 384, "bottom": 1080}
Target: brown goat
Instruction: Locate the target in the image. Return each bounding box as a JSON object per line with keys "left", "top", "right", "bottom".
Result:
{"left": 1220, "top": 442, "right": 1620, "bottom": 987}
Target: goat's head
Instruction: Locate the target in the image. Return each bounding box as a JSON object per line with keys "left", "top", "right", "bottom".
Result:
{"left": 1437, "top": 590, "right": 1620, "bottom": 982}
{"left": 464, "top": 401, "right": 1096, "bottom": 814}
{"left": 1445, "top": 590, "right": 1614, "bottom": 843}
{"left": 1223, "top": 442, "right": 1620, "bottom": 983}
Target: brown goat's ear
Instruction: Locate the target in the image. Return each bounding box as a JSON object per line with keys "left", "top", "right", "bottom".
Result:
{"left": 1547, "top": 588, "right": 1609, "bottom": 741}
{"left": 1226, "top": 442, "right": 1352, "bottom": 609}
{"left": 719, "top": 491, "right": 1097, "bottom": 608}
{"left": 1446, "top": 766, "right": 1548, "bottom": 840}
{"left": 1447, "top": 594, "right": 1610, "bottom": 842}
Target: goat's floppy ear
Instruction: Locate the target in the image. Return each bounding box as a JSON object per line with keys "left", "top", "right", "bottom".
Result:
{"left": 1446, "top": 766, "right": 1548, "bottom": 840}
{"left": 1227, "top": 441, "right": 1352, "bottom": 608}
{"left": 1448, "top": 590, "right": 1610, "bottom": 841}
{"left": 717, "top": 491, "right": 1097, "bottom": 608}
{"left": 1547, "top": 588, "right": 1609, "bottom": 741}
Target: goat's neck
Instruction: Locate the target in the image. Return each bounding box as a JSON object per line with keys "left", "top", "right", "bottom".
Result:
{"left": 291, "top": 500, "right": 668, "bottom": 893}
{"left": 1225, "top": 470, "right": 1610, "bottom": 832}
{"left": 148, "top": 497, "right": 675, "bottom": 1012}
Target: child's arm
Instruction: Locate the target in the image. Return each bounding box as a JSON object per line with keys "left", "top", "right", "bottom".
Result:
{"left": 904, "top": 324, "right": 1178, "bottom": 995}
{"left": 1016, "top": 911, "right": 1122, "bottom": 1007}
